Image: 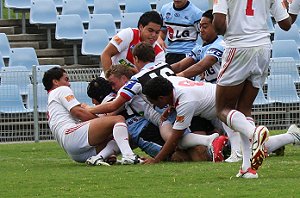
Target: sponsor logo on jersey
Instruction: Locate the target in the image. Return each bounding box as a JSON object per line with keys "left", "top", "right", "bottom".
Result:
{"left": 174, "top": 13, "right": 180, "bottom": 17}
{"left": 176, "top": 115, "right": 185, "bottom": 123}
{"left": 166, "top": 12, "right": 171, "bottom": 19}
{"left": 113, "top": 35, "right": 123, "bottom": 45}
{"left": 65, "top": 95, "right": 75, "bottom": 102}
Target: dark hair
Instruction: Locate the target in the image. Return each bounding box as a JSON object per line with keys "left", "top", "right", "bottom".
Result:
{"left": 142, "top": 76, "right": 173, "bottom": 100}
{"left": 132, "top": 42, "right": 155, "bottom": 62}
{"left": 105, "top": 64, "right": 135, "bottom": 79}
{"left": 202, "top": 9, "right": 213, "bottom": 22}
{"left": 42, "top": 67, "right": 66, "bottom": 91}
{"left": 87, "top": 77, "right": 113, "bottom": 104}
{"left": 138, "top": 11, "right": 163, "bottom": 28}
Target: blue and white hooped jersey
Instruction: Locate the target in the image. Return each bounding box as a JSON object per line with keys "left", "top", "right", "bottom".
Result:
{"left": 160, "top": 1, "right": 202, "bottom": 54}
{"left": 189, "top": 36, "right": 225, "bottom": 83}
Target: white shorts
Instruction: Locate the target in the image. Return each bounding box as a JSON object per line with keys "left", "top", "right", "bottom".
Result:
{"left": 217, "top": 45, "right": 271, "bottom": 88}
{"left": 62, "top": 121, "right": 97, "bottom": 163}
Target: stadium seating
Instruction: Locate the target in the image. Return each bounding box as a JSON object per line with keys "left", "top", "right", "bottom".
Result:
{"left": 269, "top": 57, "right": 300, "bottom": 83}
{"left": 81, "top": 29, "right": 110, "bottom": 56}
{"left": 274, "top": 24, "right": 300, "bottom": 48}
{"left": 61, "top": 0, "right": 90, "bottom": 23}
{"left": 253, "top": 88, "right": 270, "bottom": 106}
{"left": 93, "top": 0, "right": 122, "bottom": 23}
{"left": 70, "top": 81, "right": 94, "bottom": 106}
{"left": 0, "top": 66, "right": 31, "bottom": 95}
{"left": 271, "top": 40, "right": 300, "bottom": 61}
{"left": 55, "top": 14, "right": 84, "bottom": 64}
{"left": 5, "top": 0, "right": 31, "bottom": 34}
{"left": 0, "top": 33, "right": 11, "bottom": 59}
{"left": 0, "top": 84, "right": 32, "bottom": 113}
{"left": 88, "top": 14, "right": 117, "bottom": 39}
{"left": 8, "top": 47, "right": 39, "bottom": 70}
{"left": 267, "top": 74, "right": 300, "bottom": 104}
{"left": 124, "top": 0, "right": 152, "bottom": 13}
{"left": 0, "top": 52, "right": 5, "bottom": 69}
{"left": 121, "top": 12, "right": 143, "bottom": 29}
{"left": 27, "top": 83, "right": 48, "bottom": 113}
{"left": 30, "top": 0, "right": 57, "bottom": 49}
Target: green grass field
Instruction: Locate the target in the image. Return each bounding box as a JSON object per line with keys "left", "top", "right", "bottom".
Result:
{"left": 0, "top": 133, "right": 300, "bottom": 198}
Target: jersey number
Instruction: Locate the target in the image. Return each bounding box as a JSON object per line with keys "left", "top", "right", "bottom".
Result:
{"left": 246, "top": 0, "right": 254, "bottom": 16}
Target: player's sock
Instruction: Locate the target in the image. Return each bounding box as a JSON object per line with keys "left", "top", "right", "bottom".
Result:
{"left": 240, "top": 133, "right": 251, "bottom": 171}
{"left": 226, "top": 110, "right": 255, "bottom": 139}
{"left": 179, "top": 133, "right": 219, "bottom": 149}
{"left": 113, "top": 122, "right": 135, "bottom": 157}
{"left": 97, "top": 139, "right": 120, "bottom": 159}
{"left": 222, "top": 122, "right": 241, "bottom": 154}
{"left": 265, "top": 134, "right": 294, "bottom": 153}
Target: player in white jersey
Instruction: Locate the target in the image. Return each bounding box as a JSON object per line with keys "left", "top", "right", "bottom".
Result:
{"left": 288, "top": 0, "right": 300, "bottom": 23}
{"left": 43, "top": 67, "right": 142, "bottom": 165}
{"left": 101, "top": 11, "right": 165, "bottom": 74}
{"left": 158, "top": 0, "right": 202, "bottom": 64}
{"left": 213, "top": 0, "right": 292, "bottom": 178}
{"left": 171, "top": 9, "right": 224, "bottom": 83}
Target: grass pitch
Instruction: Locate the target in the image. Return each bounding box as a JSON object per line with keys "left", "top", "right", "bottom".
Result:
{"left": 0, "top": 134, "right": 299, "bottom": 198}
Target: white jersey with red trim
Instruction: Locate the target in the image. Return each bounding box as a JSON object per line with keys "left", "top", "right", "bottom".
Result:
{"left": 110, "top": 28, "right": 165, "bottom": 67}
{"left": 213, "top": 0, "right": 289, "bottom": 47}
{"left": 289, "top": 0, "right": 300, "bottom": 14}
{"left": 47, "top": 86, "right": 81, "bottom": 147}
{"left": 167, "top": 76, "right": 217, "bottom": 130}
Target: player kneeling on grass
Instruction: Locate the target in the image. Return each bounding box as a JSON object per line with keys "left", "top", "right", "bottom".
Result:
{"left": 42, "top": 67, "right": 142, "bottom": 166}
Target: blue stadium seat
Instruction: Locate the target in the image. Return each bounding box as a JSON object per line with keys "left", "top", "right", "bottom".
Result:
{"left": 274, "top": 24, "right": 300, "bottom": 48}
{"left": 81, "top": 29, "right": 109, "bottom": 56}
{"left": 269, "top": 57, "right": 300, "bottom": 83}
{"left": 0, "top": 33, "right": 11, "bottom": 59}
{"left": 253, "top": 88, "right": 270, "bottom": 106}
{"left": 89, "top": 14, "right": 117, "bottom": 39}
{"left": 0, "top": 66, "right": 31, "bottom": 95}
{"left": 0, "top": 84, "right": 32, "bottom": 113}
{"left": 30, "top": 0, "right": 57, "bottom": 49}
{"left": 55, "top": 14, "right": 84, "bottom": 64}
{"left": 93, "top": 0, "right": 122, "bottom": 23}
{"left": 0, "top": 52, "right": 5, "bottom": 69}
{"left": 27, "top": 83, "right": 48, "bottom": 113}
{"left": 62, "top": 0, "right": 90, "bottom": 23}
{"left": 267, "top": 74, "right": 300, "bottom": 104}
{"left": 70, "top": 81, "right": 93, "bottom": 106}
{"left": 272, "top": 40, "right": 300, "bottom": 61}
{"left": 8, "top": 47, "right": 39, "bottom": 70}
{"left": 121, "top": 12, "right": 143, "bottom": 29}
{"left": 5, "top": 0, "right": 31, "bottom": 33}
{"left": 124, "top": 0, "right": 152, "bottom": 13}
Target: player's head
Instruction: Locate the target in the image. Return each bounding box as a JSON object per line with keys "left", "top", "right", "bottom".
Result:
{"left": 142, "top": 76, "right": 174, "bottom": 109}
{"left": 105, "top": 64, "right": 135, "bottom": 92}
{"left": 87, "top": 77, "right": 113, "bottom": 105}
{"left": 173, "top": 0, "right": 188, "bottom": 9}
{"left": 199, "top": 9, "right": 217, "bottom": 43}
{"left": 42, "top": 67, "right": 69, "bottom": 91}
{"left": 132, "top": 42, "right": 155, "bottom": 66}
{"left": 138, "top": 11, "right": 163, "bottom": 45}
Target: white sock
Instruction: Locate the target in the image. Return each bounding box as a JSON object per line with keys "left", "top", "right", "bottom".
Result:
{"left": 97, "top": 140, "right": 120, "bottom": 159}
{"left": 178, "top": 133, "right": 219, "bottom": 149}
{"left": 265, "top": 133, "right": 294, "bottom": 153}
{"left": 113, "top": 122, "right": 134, "bottom": 157}
{"left": 240, "top": 133, "right": 251, "bottom": 171}
{"left": 226, "top": 110, "right": 255, "bottom": 139}
{"left": 222, "top": 122, "right": 241, "bottom": 154}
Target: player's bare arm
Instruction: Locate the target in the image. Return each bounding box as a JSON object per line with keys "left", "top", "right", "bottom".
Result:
{"left": 101, "top": 43, "right": 119, "bottom": 73}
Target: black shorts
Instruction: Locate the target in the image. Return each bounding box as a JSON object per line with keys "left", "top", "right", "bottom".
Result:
{"left": 190, "top": 116, "right": 214, "bottom": 133}
{"left": 138, "top": 122, "right": 165, "bottom": 146}
{"left": 165, "top": 53, "right": 186, "bottom": 64}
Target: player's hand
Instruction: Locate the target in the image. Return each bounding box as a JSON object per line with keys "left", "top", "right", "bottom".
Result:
{"left": 157, "top": 36, "right": 167, "bottom": 51}
{"left": 143, "top": 158, "right": 156, "bottom": 164}
{"left": 81, "top": 103, "right": 90, "bottom": 109}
